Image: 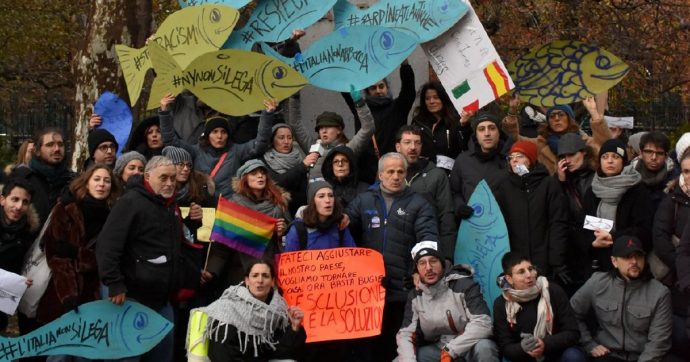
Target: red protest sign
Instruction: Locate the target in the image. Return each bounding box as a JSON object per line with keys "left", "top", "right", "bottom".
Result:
{"left": 277, "top": 248, "right": 385, "bottom": 343}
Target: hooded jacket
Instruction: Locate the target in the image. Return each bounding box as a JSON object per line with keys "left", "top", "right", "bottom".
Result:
{"left": 396, "top": 265, "right": 493, "bottom": 361}
{"left": 570, "top": 271, "right": 672, "bottom": 362}
{"left": 125, "top": 116, "right": 163, "bottom": 160}
{"left": 345, "top": 184, "right": 438, "bottom": 302}
{"left": 322, "top": 145, "right": 369, "bottom": 208}
{"left": 96, "top": 175, "right": 181, "bottom": 308}
{"left": 0, "top": 206, "right": 39, "bottom": 274}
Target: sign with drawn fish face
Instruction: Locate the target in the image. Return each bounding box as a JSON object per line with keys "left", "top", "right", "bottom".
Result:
{"left": 508, "top": 40, "right": 630, "bottom": 107}
{"left": 116, "top": 5, "right": 240, "bottom": 105}
{"left": 261, "top": 26, "right": 417, "bottom": 92}
{"left": 147, "top": 43, "right": 308, "bottom": 116}
{"left": 333, "top": 0, "right": 469, "bottom": 42}
{"left": 223, "top": 0, "right": 337, "bottom": 50}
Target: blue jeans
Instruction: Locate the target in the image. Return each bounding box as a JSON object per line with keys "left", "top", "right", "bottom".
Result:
{"left": 107, "top": 302, "right": 174, "bottom": 362}
{"left": 560, "top": 347, "right": 587, "bottom": 362}
{"left": 416, "top": 339, "right": 499, "bottom": 362}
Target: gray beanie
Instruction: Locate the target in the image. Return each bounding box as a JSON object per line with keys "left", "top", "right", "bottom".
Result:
{"left": 162, "top": 146, "right": 192, "bottom": 165}
{"left": 236, "top": 159, "right": 267, "bottom": 178}
{"left": 307, "top": 179, "right": 332, "bottom": 203}
{"left": 113, "top": 151, "right": 146, "bottom": 176}
{"left": 271, "top": 123, "right": 292, "bottom": 137}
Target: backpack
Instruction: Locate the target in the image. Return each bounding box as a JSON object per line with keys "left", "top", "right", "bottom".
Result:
{"left": 292, "top": 220, "right": 346, "bottom": 250}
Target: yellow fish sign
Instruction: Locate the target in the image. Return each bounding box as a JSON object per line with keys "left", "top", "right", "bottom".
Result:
{"left": 116, "top": 5, "right": 239, "bottom": 106}
{"left": 147, "top": 43, "right": 308, "bottom": 116}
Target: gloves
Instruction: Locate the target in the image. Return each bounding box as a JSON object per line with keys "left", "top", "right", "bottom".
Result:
{"left": 520, "top": 333, "right": 537, "bottom": 353}
{"left": 457, "top": 204, "right": 475, "bottom": 220}
{"left": 55, "top": 240, "right": 78, "bottom": 259}
{"left": 350, "top": 84, "right": 363, "bottom": 103}
{"left": 440, "top": 348, "right": 452, "bottom": 362}
{"left": 552, "top": 265, "right": 573, "bottom": 285}
{"left": 62, "top": 296, "right": 80, "bottom": 314}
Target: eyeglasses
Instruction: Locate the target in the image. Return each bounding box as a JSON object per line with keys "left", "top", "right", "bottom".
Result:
{"left": 400, "top": 140, "right": 422, "bottom": 146}
{"left": 416, "top": 257, "right": 441, "bottom": 268}
{"left": 507, "top": 154, "right": 526, "bottom": 161}
{"left": 641, "top": 149, "right": 666, "bottom": 158}
{"left": 332, "top": 159, "right": 349, "bottom": 166}
{"left": 549, "top": 111, "right": 567, "bottom": 119}
{"left": 97, "top": 143, "right": 117, "bottom": 152}
{"left": 175, "top": 162, "right": 193, "bottom": 169}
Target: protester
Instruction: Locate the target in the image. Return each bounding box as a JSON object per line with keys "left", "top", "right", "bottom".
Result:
{"left": 321, "top": 145, "right": 369, "bottom": 208}
{"left": 493, "top": 252, "right": 584, "bottom": 362}
{"left": 159, "top": 95, "right": 275, "bottom": 197}
{"left": 4, "top": 139, "right": 34, "bottom": 175}
{"left": 112, "top": 151, "right": 146, "bottom": 188}
{"left": 97, "top": 156, "right": 181, "bottom": 362}
{"left": 626, "top": 131, "right": 647, "bottom": 161}
{"left": 631, "top": 131, "right": 674, "bottom": 214}
{"left": 261, "top": 123, "right": 317, "bottom": 215}
{"left": 85, "top": 128, "right": 118, "bottom": 169}
{"left": 202, "top": 259, "right": 306, "bottom": 361}
{"left": 125, "top": 116, "right": 163, "bottom": 160}
{"left": 345, "top": 152, "right": 439, "bottom": 361}
{"left": 570, "top": 235, "right": 672, "bottom": 361}
{"left": 396, "top": 241, "right": 498, "bottom": 362}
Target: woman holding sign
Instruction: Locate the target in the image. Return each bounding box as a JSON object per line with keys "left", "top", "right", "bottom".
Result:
{"left": 204, "top": 259, "right": 306, "bottom": 361}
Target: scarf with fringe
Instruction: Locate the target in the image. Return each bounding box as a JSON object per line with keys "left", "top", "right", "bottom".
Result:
{"left": 500, "top": 276, "right": 553, "bottom": 343}
{"left": 263, "top": 143, "right": 305, "bottom": 174}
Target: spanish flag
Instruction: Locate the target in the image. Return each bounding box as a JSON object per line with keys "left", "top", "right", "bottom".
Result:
{"left": 210, "top": 195, "right": 277, "bottom": 258}
{"left": 483, "top": 60, "right": 511, "bottom": 98}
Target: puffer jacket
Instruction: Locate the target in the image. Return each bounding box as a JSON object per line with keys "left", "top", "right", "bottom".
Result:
{"left": 159, "top": 109, "right": 272, "bottom": 197}
{"left": 570, "top": 271, "right": 672, "bottom": 362}
{"left": 396, "top": 265, "right": 493, "bottom": 361}
{"left": 345, "top": 185, "right": 438, "bottom": 302}
{"left": 406, "top": 159, "right": 456, "bottom": 260}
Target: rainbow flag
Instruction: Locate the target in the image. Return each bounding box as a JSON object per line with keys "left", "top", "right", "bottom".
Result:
{"left": 210, "top": 196, "right": 277, "bottom": 258}
{"left": 483, "top": 60, "right": 511, "bottom": 99}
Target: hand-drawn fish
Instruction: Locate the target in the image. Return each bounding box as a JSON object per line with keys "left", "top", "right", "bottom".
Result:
{"left": 146, "top": 42, "right": 308, "bottom": 116}
{"left": 508, "top": 40, "right": 630, "bottom": 107}
{"left": 223, "top": 0, "right": 337, "bottom": 50}
{"left": 0, "top": 300, "right": 172, "bottom": 361}
{"left": 178, "top": 0, "right": 250, "bottom": 9}
{"left": 260, "top": 26, "right": 417, "bottom": 92}
{"left": 455, "top": 180, "right": 510, "bottom": 316}
{"left": 116, "top": 5, "right": 240, "bottom": 106}
{"left": 333, "top": 0, "right": 469, "bottom": 42}
{"left": 94, "top": 91, "right": 133, "bottom": 157}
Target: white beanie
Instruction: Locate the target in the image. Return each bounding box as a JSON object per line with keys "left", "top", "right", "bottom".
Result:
{"left": 676, "top": 133, "right": 690, "bottom": 163}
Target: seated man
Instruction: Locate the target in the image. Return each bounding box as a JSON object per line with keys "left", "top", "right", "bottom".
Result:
{"left": 494, "top": 252, "right": 584, "bottom": 362}
{"left": 570, "top": 235, "right": 672, "bottom": 361}
{"left": 396, "top": 241, "right": 498, "bottom": 362}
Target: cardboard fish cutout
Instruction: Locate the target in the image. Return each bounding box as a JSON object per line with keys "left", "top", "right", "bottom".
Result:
{"left": 261, "top": 26, "right": 417, "bottom": 92}
{"left": 0, "top": 300, "right": 172, "bottom": 361}
{"left": 223, "top": 0, "right": 337, "bottom": 50}
{"left": 508, "top": 40, "right": 630, "bottom": 107}
{"left": 116, "top": 5, "right": 240, "bottom": 106}
{"left": 147, "top": 43, "right": 308, "bottom": 116}
{"left": 178, "top": 0, "right": 250, "bottom": 8}
{"left": 455, "top": 180, "right": 509, "bottom": 315}
{"left": 94, "top": 91, "right": 133, "bottom": 157}
{"left": 333, "top": 0, "right": 469, "bottom": 42}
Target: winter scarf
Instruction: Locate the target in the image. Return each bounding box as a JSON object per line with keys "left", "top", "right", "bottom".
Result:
{"left": 501, "top": 276, "right": 553, "bottom": 343}
{"left": 29, "top": 158, "right": 71, "bottom": 184}
{"left": 591, "top": 165, "right": 641, "bottom": 224}
{"left": 635, "top": 161, "right": 668, "bottom": 187}
{"left": 547, "top": 134, "right": 560, "bottom": 155}
{"left": 175, "top": 183, "right": 190, "bottom": 204}
{"left": 231, "top": 193, "right": 285, "bottom": 219}
{"left": 79, "top": 194, "right": 110, "bottom": 243}
{"left": 200, "top": 284, "right": 289, "bottom": 357}
{"left": 263, "top": 144, "right": 305, "bottom": 174}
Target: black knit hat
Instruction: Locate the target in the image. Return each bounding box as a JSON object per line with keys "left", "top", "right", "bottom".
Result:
{"left": 411, "top": 241, "right": 444, "bottom": 265}
{"left": 599, "top": 138, "right": 629, "bottom": 165}
{"left": 203, "top": 116, "right": 230, "bottom": 138}
{"left": 471, "top": 111, "right": 501, "bottom": 131}
{"left": 314, "top": 112, "right": 344, "bottom": 131}
{"left": 88, "top": 129, "right": 118, "bottom": 157}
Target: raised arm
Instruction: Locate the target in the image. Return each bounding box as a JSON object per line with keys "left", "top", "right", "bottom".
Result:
{"left": 235, "top": 98, "right": 277, "bottom": 162}
{"left": 159, "top": 93, "right": 198, "bottom": 158}
{"left": 285, "top": 94, "right": 316, "bottom": 152}
{"left": 346, "top": 88, "right": 375, "bottom": 156}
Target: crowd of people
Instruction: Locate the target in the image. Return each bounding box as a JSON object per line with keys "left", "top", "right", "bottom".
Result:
{"left": 0, "top": 63, "right": 688, "bottom": 362}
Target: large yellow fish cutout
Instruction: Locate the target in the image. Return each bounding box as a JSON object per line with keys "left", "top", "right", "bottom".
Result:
{"left": 116, "top": 5, "right": 239, "bottom": 106}
{"left": 146, "top": 43, "right": 308, "bottom": 116}
{"left": 508, "top": 40, "right": 629, "bottom": 107}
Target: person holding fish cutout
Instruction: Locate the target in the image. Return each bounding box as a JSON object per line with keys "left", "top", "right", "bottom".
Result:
{"left": 158, "top": 94, "right": 276, "bottom": 198}
{"left": 580, "top": 139, "right": 653, "bottom": 275}
{"left": 502, "top": 96, "right": 612, "bottom": 175}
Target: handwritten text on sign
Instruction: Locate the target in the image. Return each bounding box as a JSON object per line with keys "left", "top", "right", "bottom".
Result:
{"left": 278, "top": 248, "right": 385, "bottom": 343}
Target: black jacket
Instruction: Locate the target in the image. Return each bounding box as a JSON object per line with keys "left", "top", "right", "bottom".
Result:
{"left": 411, "top": 115, "right": 471, "bottom": 162}
{"left": 494, "top": 165, "right": 569, "bottom": 275}
{"left": 261, "top": 154, "right": 309, "bottom": 216}
{"left": 10, "top": 162, "right": 74, "bottom": 226}
{"left": 0, "top": 208, "right": 39, "bottom": 274}
{"left": 493, "top": 283, "right": 580, "bottom": 362}
{"left": 96, "top": 175, "right": 181, "bottom": 308}
{"left": 322, "top": 146, "right": 369, "bottom": 208}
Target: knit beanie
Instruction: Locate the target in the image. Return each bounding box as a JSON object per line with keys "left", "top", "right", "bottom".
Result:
{"left": 509, "top": 140, "right": 538, "bottom": 166}
{"left": 307, "top": 179, "right": 332, "bottom": 203}
{"left": 162, "top": 146, "right": 192, "bottom": 165}
{"left": 471, "top": 111, "right": 501, "bottom": 131}
{"left": 676, "top": 133, "right": 690, "bottom": 163}
{"left": 203, "top": 116, "right": 230, "bottom": 138}
{"left": 411, "top": 241, "right": 444, "bottom": 265}
{"left": 235, "top": 159, "right": 266, "bottom": 178}
{"left": 599, "top": 138, "right": 629, "bottom": 165}
{"left": 546, "top": 105, "right": 576, "bottom": 122}
{"left": 113, "top": 151, "right": 146, "bottom": 176}
{"left": 314, "top": 112, "right": 344, "bottom": 131}
{"left": 627, "top": 132, "right": 648, "bottom": 155}
{"left": 88, "top": 129, "right": 118, "bottom": 157}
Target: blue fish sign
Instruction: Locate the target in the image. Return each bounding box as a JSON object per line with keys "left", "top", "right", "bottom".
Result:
{"left": 261, "top": 25, "right": 417, "bottom": 92}
{"left": 179, "top": 0, "right": 250, "bottom": 8}
{"left": 94, "top": 91, "right": 133, "bottom": 157}
{"left": 223, "top": 0, "right": 337, "bottom": 50}
{"left": 333, "top": 0, "right": 469, "bottom": 42}
{"left": 455, "top": 180, "right": 510, "bottom": 315}
{"left": 0, "top": 301, "right": 172, "bottom": 361}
